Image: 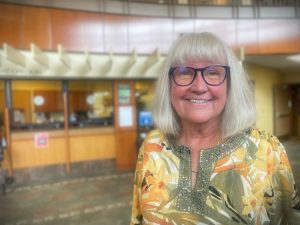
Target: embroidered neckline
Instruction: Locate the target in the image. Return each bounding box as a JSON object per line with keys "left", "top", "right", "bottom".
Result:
{"left": 167, "top": 129, "right": 250, "bottom": 215}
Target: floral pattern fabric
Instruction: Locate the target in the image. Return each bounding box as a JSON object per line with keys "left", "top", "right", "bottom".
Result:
{"left": 130, "top": 128, "right": 300, "bottom": 225}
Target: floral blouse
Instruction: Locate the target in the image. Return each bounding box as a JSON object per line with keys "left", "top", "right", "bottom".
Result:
{"left": 130, "top": 128, "right": 300, "bottom": 225}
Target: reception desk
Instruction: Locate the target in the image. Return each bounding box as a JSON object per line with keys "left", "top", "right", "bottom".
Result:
{"left": 10, "top": 126, "right": 116, "bottom": 169}
{"left": 0, "top": 79, "right": 152, "bottom": 173}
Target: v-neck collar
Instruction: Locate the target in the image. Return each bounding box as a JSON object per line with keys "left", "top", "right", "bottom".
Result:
{"left": 167, "top": 128, "right": 249, "bottom": 215}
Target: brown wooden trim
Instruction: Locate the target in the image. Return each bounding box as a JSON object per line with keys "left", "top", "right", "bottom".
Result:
{"left": 113, "top": 80, "right": 137, "bottom": 131}
{"left": 4, "top": 108, "right": 13, "bottom": 177}
{"left": 63, "top": 92, "right": 70, "bottom": 173}
{"left": 113, "top": 80, "right": 138, "bottom": 169}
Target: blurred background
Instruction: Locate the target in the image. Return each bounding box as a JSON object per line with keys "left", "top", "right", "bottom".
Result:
{"left": 0, "top": 0, "right": 299, "bottom": 224}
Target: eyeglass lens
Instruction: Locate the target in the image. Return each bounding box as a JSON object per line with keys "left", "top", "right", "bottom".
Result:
{"left": 172, "top": 66, "right": 227, "bottom": 86}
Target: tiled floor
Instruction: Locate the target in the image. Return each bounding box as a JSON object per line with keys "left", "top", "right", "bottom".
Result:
{"left": 0, "top": 138, "right": 299, "bottom": 225}
{"left": 282, "top": 137, "right": 300, "bottom": 197}
{"left": 0, "top": 170, "right": 134, "bottom": 225}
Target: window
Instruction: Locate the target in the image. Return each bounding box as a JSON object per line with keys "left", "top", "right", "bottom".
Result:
{"left": 11, "top": 80, "right": 63, "bottom": 130}
{"left": 68, "top": 80, "right": 114, "bottom": 127}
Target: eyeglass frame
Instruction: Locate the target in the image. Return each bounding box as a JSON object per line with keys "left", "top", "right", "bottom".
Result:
{"left": 168, "top": 65, "right": 230, "bottom": 86}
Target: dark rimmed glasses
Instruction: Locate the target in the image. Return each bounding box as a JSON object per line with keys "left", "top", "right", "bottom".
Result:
{"left": 169, "top": 65, "right": 230, "bottom": 86}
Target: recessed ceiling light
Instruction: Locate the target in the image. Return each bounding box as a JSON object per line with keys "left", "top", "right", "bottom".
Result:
{"left": 287, "top": 54, "right": 300, "bottom": 62}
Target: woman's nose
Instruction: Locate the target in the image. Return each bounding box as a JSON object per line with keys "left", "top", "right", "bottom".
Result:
{"left": 190, "top": 73, "right": 208, "bottom": 91}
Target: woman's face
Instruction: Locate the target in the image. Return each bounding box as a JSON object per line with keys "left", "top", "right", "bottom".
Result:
{"left": 170, "top": 60, "right": 228, "bottom": 128}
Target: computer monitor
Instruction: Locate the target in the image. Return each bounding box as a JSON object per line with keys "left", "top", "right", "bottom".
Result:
{"left": 138, "top": 111, "right": 153, "bottom": 127}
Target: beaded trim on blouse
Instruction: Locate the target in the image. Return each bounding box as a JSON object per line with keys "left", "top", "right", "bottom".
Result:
{"left": 167, "top": 128, "right": 250, "bottom": 216}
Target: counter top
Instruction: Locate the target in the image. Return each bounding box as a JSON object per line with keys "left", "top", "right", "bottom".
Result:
{"left": 11, "top": 126, "right": 115, "bottom": 140}
{"left": 11, "top": 118, "right": 114, "bottom": 131}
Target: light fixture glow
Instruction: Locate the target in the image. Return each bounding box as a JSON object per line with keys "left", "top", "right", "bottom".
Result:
{"left": 287, "top": 54, "right": 300, "bottom": 63}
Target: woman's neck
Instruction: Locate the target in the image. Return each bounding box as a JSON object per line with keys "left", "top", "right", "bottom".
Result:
{"left": 179, "top": 121, "right": 221, "bottom": 152}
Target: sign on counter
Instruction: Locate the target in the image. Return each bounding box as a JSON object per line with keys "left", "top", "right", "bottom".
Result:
{"left": 34, "top": 132, "right": 49, "bottom": 148}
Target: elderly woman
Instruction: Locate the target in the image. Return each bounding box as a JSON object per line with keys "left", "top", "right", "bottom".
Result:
{"left": 131, "top": 32, "right": 299, "bottom": 224}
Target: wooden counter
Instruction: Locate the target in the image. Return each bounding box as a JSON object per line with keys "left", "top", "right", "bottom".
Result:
{"left": 10, "top": 126, "right": 116, "bottom": 169}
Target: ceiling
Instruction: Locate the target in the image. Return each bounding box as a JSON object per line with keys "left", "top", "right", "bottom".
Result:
{"left": 244, "top": 54, "right": 300, "bottom": 73}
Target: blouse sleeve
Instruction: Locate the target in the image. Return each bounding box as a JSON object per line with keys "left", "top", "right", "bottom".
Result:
{"left": 267, "top": 134, "right": 300, "bottom": 224}
{"left": 130, "top": 141, "right": 145, "bottom": 225}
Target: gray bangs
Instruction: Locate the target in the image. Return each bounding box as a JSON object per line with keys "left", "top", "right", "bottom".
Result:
{"left": 170, "top": 33, "right": 227, "bottom": 66}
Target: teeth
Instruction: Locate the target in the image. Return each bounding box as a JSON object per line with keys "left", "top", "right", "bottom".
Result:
{"left": 190, "top": 99, "right": 209, "bottom": 103}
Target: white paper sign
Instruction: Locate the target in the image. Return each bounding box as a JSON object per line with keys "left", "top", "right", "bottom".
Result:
{"left": 119, "top": 106, "right": 133, "bottom": 127}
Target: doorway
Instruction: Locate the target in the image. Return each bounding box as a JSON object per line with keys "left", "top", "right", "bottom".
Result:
{"left": 273, "top": 84, "right": 293, "bottom": 138}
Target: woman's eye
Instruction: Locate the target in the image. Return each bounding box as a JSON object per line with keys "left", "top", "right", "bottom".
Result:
{"left": 181, "top": 71, "right": 191, "bottom": 75}
{"left": 207, "top": 69, "right": 219, "bottom": 75}
{"left": 177, "top": 68, "right": 192, "bottom": 76}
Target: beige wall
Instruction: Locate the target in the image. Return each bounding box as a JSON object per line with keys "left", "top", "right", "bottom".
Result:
{"left": 245, "top": 63, "right": 284, "bottom": 134}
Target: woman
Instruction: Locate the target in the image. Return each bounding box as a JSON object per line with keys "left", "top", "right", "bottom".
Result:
{"left": 131, "top": 32, "right": 299, "bottom": 224}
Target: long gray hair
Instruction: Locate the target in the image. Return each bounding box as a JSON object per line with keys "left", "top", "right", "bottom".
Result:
{"left": 152, "top": 32, "right": 256, "bottom": 139}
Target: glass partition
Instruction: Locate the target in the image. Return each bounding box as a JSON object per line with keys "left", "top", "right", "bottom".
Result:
{"left": 135, "top": 80, "right": 155, "bottom": 111}
{"left": 135, "top": 80, "right": 156, "bottom": 147}
{"left": 9, "top": 80, "right": 114, "bottom": 131}
{"left": 11, "top": 80, "right": 63, "bottom": 130}
{"left": 68, "top": 80, "right": 114, "bottom": 128}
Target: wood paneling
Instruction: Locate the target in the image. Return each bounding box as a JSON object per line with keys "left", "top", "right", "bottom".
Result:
{"left": 237, "top": 20, "right": 259, "bottom": 54}
{"left": 115, "top": 130, "right": 137, "bottom": 170}
{"left": 12, "top": 136, "right": 66, "bottom": 168}
{"left": 1, "top": 3, "right": 300, "bottom": 55}
{"left": 173, "top": 18, "right": 195, "bottom": 41}
{"left": 70, "top": 133, "right": 116, "bottom": 162}
{"left": 128, "top": 16, "right": 173, "bottom": 53}
{"left": 113, "top": 80, "right": 137, "bottom": 169}
{"left": 22, "top": 6, "right": 51, "bottom": 49}
{"left": 104, "top": 14, "right": 129, "bottom": 53}
{"left": 51, "top": 9, "right": 104, "bottom": 52}
{"left": 69, "top": 91, "right": 90, "bottom": 112}
{"left": 12, "top": 90, "right": 31, "bottom": 123}
{"left": 0, "top": 90, "right": 30, "bottom": 125}
{"left": 33, "top": 90, "right": 63, "bottom": 112}
{"left": 3, "top": 108, "right": 13, "bottom": 176}
{"left": 259, "top": 19, "right": 300, "bottom": 54}
{"left": 195, "top": 19, "right": 238, "bottom": 49}
{"left": 0, "top": 91, "right": 5, "bottom": 112}
{"left": 11, "top": 127, "right": 116, "bottom": 168}
{"left": 0, "top": 3, "right": 22, "bottom": 47}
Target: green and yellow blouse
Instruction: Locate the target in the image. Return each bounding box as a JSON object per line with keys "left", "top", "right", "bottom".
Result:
{"left": 131, "top": 128, "right": 300, "bottom": 225}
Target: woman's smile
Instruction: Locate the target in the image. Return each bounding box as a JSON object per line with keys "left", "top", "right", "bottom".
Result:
{"left": 188, "top": 98, "right": 211, "bottom": 104}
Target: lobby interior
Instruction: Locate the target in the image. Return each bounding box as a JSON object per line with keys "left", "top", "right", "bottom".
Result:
{"left": 0, "top": 0, "right": 300, "bottom": 224}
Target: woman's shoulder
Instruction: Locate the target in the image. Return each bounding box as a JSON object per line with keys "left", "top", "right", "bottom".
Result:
{"left": 248, "top": 127, "right": 277, "bottom": 140}
{"left": 140, "top": 129, "right": 169, "bottom": 154}
{"left": 142, "top": 129, "right": 168, "bottom": 146}
{"left": 249, "top": 127, "right": 273, "bottom": 139}
{"left": 247, "top": 127, "right": 284, "bottom": 150}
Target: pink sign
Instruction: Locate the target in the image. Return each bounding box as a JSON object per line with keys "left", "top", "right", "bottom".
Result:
{"left": 34, "top": 132, "right": 49, "bottom": 148}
